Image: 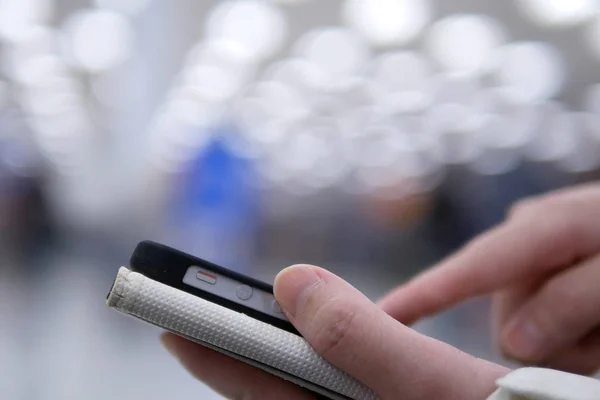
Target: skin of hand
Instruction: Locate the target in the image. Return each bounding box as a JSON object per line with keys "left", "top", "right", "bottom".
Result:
{"left": 379, "top": 184, "right": 600, "bottom": 375}
{"left": 161, "top": 265, "right": 509, "bottom": 400}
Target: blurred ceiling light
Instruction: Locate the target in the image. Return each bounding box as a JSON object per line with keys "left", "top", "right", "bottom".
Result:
{"left": 186, "top": 39, "right": 253, "bottom": 71}
{"left": 516, "top": 0, "right": 597, "bottom": 28}
{"left": 294, "top": 27, "right": 369, "bottom": 85}
{"left": 162, "top": 97, "right": 217, "bottom": 127}
{"left": 263, "top": 58, "right": 327, "bottom": 94}
{"left": 584, "top": 83, "right": 600, "bottom": 113}
{"left": 374, "top": 52, "right": 431, "bottom": 91}
{"left": 0, "top": 0, "right": 54, "bottom": 42}
{"left": 62, "top": 9, "right": 134, "bottom": 73}
{"left": 495, "top": 41, "right": 565, "bottom": 103}
{"left": 342, "top": 0, "right": 431, "bottom": 46}
{"left": 205, "top": 0, "right": 288, "bottom": 63}
{"left": 186, "top": 64, "right": 245, "bottom": 103}
{"left": 586, "top": 17, "right": 600, "bottom": 61}
{"left": 426, "top": 14, "right": 507, "bottom": 76}
{"left": 20, "top": 89, "right": 80, "bottom": 116}
{"left": 273, "top": 131, "right": 326, "bottom": 172}
{"left": 250, "top": 80, "right": 309, "bottom": 121}
{"left": 372, "top": 51, "right": 433, "bottom": 112}
{"left": 12, "top": 54, "right": 67, "bottom": 86}
{"left": 93, "top": 0, "right": 152, "bottom": 16}
{"left": 1, "top": 26, "right": 59, "bottom": 78}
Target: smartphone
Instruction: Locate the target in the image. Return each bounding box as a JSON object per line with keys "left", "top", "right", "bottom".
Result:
{"left": 107, "top": 241, "right": 377, "bottom": 400}
{"left": 127, "top": 240, "right": 299, "bottom": 335}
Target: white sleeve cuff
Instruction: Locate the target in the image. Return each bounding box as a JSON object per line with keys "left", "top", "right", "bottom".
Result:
{"left": 486, "top": 368, "right": 600, "bottom": 400}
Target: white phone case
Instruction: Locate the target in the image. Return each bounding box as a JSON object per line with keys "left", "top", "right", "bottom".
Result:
{"left": 106, "top": 267, "right": 379, "bottom": 400}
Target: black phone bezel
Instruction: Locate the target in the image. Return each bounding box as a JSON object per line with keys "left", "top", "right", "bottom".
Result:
{"left": 128, "top": 240, "right": 300, "bottom": 336}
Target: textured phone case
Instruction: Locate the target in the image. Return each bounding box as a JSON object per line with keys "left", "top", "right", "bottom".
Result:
{"left": 106, "top": 267, "right": 379, "bottom": 400}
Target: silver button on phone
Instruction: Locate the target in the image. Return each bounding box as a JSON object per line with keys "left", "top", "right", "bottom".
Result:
{"left": 236, "top": 285, "right": 253, "bottom": 300}
{"left": 271, "top": 299, "right": 283, "bottom": 314}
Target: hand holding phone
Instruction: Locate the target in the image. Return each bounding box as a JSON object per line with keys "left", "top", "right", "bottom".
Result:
{"left": 107, "top": 241, "right": 509, "bottom": 400}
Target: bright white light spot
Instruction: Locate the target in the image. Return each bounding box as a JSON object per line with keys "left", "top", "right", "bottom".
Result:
{"left": 186, "top": 64, "right": 245, "bottom": 102}
{"left": 586, "top": 17, "right": 600, "bottom": 61}
{"left": 12, "top": 54, "right": 68, "bottom": 87}
{"left": 62, "top": 9, "right": 134, "bottom": 73}
{"left": 205, "top": 0, "right": 288, "bottom": 63}
{"left": 250, "top": 80, "right": 309, "bottom": 121}
{"left": 427, "top": 14, "right": 507, "bottom": 76}
{"left": 350, "top": 124, "right": 403, "bottom": 168}
{"left": 495, "top": 42, "right": 565, "bottom": 103}
{"left": 93, "top": 0, "right": 152, "bottom": 16}
{"left": 343, "top": 0, "right": 431, "bottom": 46}
{"left": 163, "top": 97, "right": 219, "bottom": 127}
{"left": 517, "top": 0, "right": 597, "bottom": 28}
{"left": 374, "top": 51, "right": 431, "bottom": 90}
{"left": 263, "top": 58, "right": 327, "bottom": 93}
{"left": 186, "top": 40, "right": 256, "bottom": 71}
{"left": 585, "top": 84, "right": 600, "bottom": 114}
{"left": 20, "top": 89, "right": 80, "bottom": 116}
{"left": 275, "top": 132, "right": 328, "bottom": 172}
{"left": 373, "top": 51, "right": 433, "bottom": 112}
{"left": 0, "top": 0, "right": 54, "bottom": 42}
{"left": 294, "top": 27, "right": 369, "bottom": 84}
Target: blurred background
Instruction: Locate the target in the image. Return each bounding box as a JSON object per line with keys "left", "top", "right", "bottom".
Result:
{"left": 1, "top": 0, "right": 600, "bottom": 398}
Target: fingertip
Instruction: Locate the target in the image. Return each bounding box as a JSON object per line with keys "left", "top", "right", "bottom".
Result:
{"left": 274, "top": 264, "right": 323, "bottom": 318}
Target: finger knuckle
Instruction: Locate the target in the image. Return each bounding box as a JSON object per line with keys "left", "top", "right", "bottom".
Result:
{"left": 311, "top": 299, "right": 358, "bottom": 358}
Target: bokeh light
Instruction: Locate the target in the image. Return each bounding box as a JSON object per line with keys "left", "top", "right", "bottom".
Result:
{"left": 61, "top": 9, "right": 134, "bottom": 73}
{"left": 93, "top": 0, "right": 152, "bottom": 16}
{"left": 426, "top": 14, "right": 507, "bottom": 76}
{"left": 1, "top": 26, "right": 59, "bottom": 79}
{"left": 205, "top": 0, "right": 288, "bottom": 64}
{"left": 293, "top": 27, "right": 369, "bottom": 87}
{"left": 0, "top": 0, "right": 54, "bottom": 42}
{"left": 263, "top": 58, "right": 327, "bottom": 97}
{"left": 495, "top": 41, "right": 565, "bottom": 103}
{"left": 516, "top": 0, "right": 598, "bottom": 28}
{"left": 11, "top": 54, "right": 68, "bottom": 87}
{"left": 343, "top": 0, "right": 432, "bottom": 46}
{"left": 373, "top": 51, "right": 433, "bottom": 113}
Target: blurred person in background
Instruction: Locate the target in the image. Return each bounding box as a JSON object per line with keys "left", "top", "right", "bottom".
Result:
{"left": 161, "top": 183, "right": 600, "bottom": 399}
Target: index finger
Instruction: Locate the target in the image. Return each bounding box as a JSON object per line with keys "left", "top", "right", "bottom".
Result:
{"left": 378, "top": 207, "right": 600, "bottom": 324}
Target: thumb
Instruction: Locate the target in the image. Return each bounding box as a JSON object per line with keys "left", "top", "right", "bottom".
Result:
{"left": 274, "top": 265, "right": 509, "bottom": 400}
